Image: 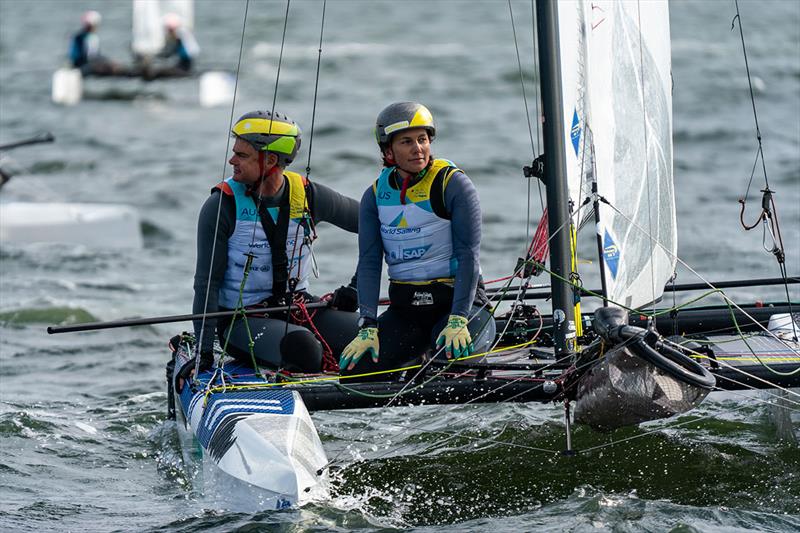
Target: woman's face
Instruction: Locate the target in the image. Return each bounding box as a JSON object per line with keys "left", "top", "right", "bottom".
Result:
{"left": 385, "top": 128, "right": 431, "bottom": 175}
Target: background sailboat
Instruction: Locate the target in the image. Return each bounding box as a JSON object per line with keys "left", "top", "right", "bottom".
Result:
{"left": 51, "top": 0, "right": 233, "bottom": 107}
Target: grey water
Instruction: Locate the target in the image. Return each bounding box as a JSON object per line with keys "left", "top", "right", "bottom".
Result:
{"left": 1, "top": 0, "right": 799, "bottom": 531}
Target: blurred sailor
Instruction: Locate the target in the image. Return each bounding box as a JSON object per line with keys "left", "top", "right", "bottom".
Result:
{"left": 157, "top": 13, "right": 199, "bottom": 75}
{"left": 68, "top": 10, "right": 121, "bottom": 76}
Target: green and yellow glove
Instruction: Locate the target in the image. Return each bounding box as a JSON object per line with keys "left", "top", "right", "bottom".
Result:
{"left": 436, "top": 314, "right": 473, "bottom": 360}
{"left": 339, "top": 327, "right": 379, "bottom": 371}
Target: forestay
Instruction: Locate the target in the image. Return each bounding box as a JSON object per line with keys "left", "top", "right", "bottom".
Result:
{"left": 558, "top": 0, "right": 676, "bottom": 309}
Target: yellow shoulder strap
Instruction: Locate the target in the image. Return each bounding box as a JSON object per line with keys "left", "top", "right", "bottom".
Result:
{"left": 431, "top": 158, "right": 460, "bottom": 191}
{"left": 284, "top": 171, "right": 308, "bottom": 219}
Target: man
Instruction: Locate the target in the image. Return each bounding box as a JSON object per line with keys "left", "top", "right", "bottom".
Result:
{"left": 193, "top": 110, "right": 359, "bottom": 374}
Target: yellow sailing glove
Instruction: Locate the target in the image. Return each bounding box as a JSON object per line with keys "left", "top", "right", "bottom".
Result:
{"left": 339, "top": 327, "right": 379, "bottom": 371}
{"left": 436, "top": 315, "right": 473, "bottom": 360}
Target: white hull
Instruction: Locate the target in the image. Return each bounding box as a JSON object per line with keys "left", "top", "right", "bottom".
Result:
{"left": 175, "top": 385, "right": 329, "bottom": 511}
{"left": 0, "top": 202, "right": 143, "bottom": 249}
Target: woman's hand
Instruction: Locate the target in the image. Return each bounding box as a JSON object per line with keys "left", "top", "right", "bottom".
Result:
{"left": 339, "top": 327, "right": 379, "bottom": 371}
{"left": 436, "top": 315, "right": 473, "bottom": 359}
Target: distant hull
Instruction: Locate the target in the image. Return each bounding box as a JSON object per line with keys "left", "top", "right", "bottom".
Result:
{"left": 0, "top": 202, "right": 143, "bottom": 249}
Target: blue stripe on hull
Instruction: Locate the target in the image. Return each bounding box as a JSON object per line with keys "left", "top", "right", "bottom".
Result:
{"left": 179, "top": 379, "right": 296, "bottom": 451}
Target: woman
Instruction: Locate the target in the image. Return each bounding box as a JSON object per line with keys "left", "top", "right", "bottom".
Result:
{"left": 340, "top": 102, "right": 496, "bottom": 381}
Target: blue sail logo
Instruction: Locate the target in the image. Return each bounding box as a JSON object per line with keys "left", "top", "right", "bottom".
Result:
{"left": 571, "top": 109, "right": 582, "bottom": 156}
{"left": 603, "top": 230, "right": 620, "bottom": 279}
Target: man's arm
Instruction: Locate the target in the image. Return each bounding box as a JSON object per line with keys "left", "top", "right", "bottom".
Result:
{"left": 192, "top": 190, "right": 234, "bottom": 353}
{"left": 444, "top": 171, "right": 482, "bottom": 317}
{"left": 307, "top": 181, "right": 359, "bottom": 233}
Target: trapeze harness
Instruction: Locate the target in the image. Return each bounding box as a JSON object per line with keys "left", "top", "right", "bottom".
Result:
{"left": 375, "top": 158, "right": 464, "bottom": 309}
{"left": 376, "top": 159, "right": 459, "bottom": 280}
{"left": 216, "top": 172, "right": 315, "bottom": 309}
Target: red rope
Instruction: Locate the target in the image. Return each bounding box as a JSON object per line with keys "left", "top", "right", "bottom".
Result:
{"left": 290, "top": 296, "right": 338, "bottom": 372}
{"left": 484, "top": 210, "right": 550, "bottom": 285}
{"left": 484, "top": 274, "right": 516, "bottom": 285}
{"left": 528, "top": 208, "right": 549, "bottom": 264}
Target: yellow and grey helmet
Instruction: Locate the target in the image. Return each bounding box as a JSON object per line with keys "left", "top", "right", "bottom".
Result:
{"left": 374, "top": 102, "right": 435, "bottom": 147}
{"left": 231, "top": 110, "right": 301, "bottom": 167}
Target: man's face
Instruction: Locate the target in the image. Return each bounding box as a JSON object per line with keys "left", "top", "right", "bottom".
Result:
{"left": 229, "top": 138, "right": 262, "bottom": 184}
{"left": 384, "top": 128, "right": 431, "bottom": 174}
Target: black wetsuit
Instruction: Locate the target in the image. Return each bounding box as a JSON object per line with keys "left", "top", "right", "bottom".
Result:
{"left": 193, "top": 177, "right": 360, "bottom": 372}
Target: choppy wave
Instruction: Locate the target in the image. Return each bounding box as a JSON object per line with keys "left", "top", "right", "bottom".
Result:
{"left": 0, "top": 306, "right": 96, "bottom": 326}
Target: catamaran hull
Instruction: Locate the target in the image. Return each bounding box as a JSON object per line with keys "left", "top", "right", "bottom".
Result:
{"left": 0, "top": 202, "right": 143, "bottom": 248}
{"left": 175, "top": 382, "right": 329, "bottom": 510}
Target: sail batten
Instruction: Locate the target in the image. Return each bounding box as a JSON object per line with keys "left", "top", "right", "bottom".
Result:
{"left": 558, "top": 0, "right": 676, "bottom": 310}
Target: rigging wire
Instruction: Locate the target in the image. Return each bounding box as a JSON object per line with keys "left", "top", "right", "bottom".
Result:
{"left": 529, "top": 0, "right": 545, "bottom": 217}
{"left": 268, "top": 0, "right": 292, "bottom": 126}
{"left": 195, "top": 0, "right": 251, "bottom": 378}
{"left": 595, "top": 196, "right": 799, "bottom": 358}
{"left": 304, "top": 0, "right": 327, "bottom": 180}
{"left": 508, "top": 0, "right": 539, "bottom": 251}
{"left": 731, "top": 0, "right": 796, "bottom": 337}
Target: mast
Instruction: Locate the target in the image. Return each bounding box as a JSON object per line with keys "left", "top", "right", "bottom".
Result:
{"left": 536, "top": 0, "right": 576, "bottom": 358}
{"left": 592, "top": 182, "right": 609, "bottom": 305}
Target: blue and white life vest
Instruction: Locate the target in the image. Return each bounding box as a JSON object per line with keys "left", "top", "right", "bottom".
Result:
{"left": 217, "top": 172, "right": 313, "bottom": 308}
{"left": 374, "top": 159, "right": 461, "bottom": 282}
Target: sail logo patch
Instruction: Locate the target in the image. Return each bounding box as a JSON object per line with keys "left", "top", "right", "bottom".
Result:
{"left": 571, "top": 109, "right": 582, "bottom": 156}
{"left": 603, "top": 230, "right": 619, "bottom": 279}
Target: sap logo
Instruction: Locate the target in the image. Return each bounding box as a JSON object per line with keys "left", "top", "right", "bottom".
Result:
{"left": 377, "top": 191, "right": 392, "bottom": 200}
{"left": 402, "top": 245, "right": 431, "bottom": 259}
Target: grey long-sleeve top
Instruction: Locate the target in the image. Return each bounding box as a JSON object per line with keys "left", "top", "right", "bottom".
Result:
{"left": 193, "top": 178, "right": 359, "bottom": 353}
{"left": 357, "top": 170, "right": 482, "bottom": 320}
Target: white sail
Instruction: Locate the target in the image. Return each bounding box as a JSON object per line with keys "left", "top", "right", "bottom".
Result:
{"left": 132, "top": 0, "right": 195, "bottom": 57}
{"left": 558, "top": 0, "right": 676, "bottom": 309}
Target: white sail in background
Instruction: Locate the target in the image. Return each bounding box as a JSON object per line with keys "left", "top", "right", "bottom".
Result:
{"left": 558, "top": 0, "right": 676, "bottom": 309}
{"left": 132, "top": 0, "right": 195, "bottom": 58}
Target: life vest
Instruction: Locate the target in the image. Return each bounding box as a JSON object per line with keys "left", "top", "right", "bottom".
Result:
{"left": 374, "top": 159, "right": 461, "bottom": 282}
{"left": 216, "top": 172, "right": 314, "bottom": 308}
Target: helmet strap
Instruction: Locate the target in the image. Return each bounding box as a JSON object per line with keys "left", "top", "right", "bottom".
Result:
{"left": 258, "top": 151, "right": 266, "bottom": 180}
